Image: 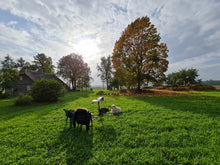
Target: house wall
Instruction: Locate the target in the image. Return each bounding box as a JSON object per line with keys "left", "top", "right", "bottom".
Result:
{"left": 8, "top": 74, "right": 34, "bottom": 96}
{"left": 15, "top": 74, "right": 33, "bottom": 95}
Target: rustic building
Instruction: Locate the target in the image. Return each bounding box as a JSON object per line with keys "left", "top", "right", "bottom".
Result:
{"left": 5, "top": 70, "right": 68, "bottom": 96}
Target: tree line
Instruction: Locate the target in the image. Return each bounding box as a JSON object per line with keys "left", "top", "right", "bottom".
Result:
{"left": 97, "top": 55, "right": 201, "bottom": 90}
{"left": 0, "top": 53, "right": 92, "bottom": 92}
{"left": 202, "top": 80, "right": 220, "bottom": 85}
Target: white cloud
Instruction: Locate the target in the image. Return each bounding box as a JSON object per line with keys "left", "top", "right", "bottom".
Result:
{"left": 7, "top": 21, "right": 17, "bottom": 26}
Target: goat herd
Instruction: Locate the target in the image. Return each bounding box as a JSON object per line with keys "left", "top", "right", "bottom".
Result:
{"left": 63, "top": 97, "right": 121, "bottom": 131}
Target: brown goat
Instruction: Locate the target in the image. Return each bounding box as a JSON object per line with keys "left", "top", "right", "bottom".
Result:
{"left": 98, "top": 107, "right": 110, "bottom": 116}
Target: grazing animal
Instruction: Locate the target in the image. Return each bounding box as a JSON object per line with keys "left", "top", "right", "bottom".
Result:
{"left": 74, "top": 108, "right": 92, "bottom": 131}
{"left": 63, "top": 109, "right": 75, "bottom": 127}
{"left": 109, "top": 104, "right": 122, "bottom": 114}
{"left": 98, "top": 107, "right": 110, "bottom": 116}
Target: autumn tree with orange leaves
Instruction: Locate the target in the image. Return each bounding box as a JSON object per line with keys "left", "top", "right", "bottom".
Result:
{"left": 112, "top": 16, "right": 169, "bottom": 90}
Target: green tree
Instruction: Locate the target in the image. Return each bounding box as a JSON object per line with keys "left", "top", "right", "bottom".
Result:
{"left": 110, "top": 78, "right": 120, "bottom": 90}
{"left": 97, "top": 55, "right": 112, "bottom": 89}
{"left": 16, "top": 57, "right": 33, "bottom": 72}
{"left": 167, "top": 68, "right": 201, "bottom": 85}
{"left": 32, "top": 53, "right": 54, "bottom": 73}
{"left": 0, "top": 55, "right": 19, "bottom": 92}
{"left": 0, "top": 72, "right": 3, "bottom": 92}
{"left": 1, "top": 55, "right": 16, "bottom": 69}
{"left": 16, "top": 57, "right": 25, "bottom": 69}
{"left": 112, "top": 16, "right": 169, "bottom": 90}
{"left": 0, "top": 68, "right": 19, "bottom": 90}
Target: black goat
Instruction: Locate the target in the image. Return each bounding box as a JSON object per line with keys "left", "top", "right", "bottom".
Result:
{"left": 74, "top": 108, "right": 92, "bottom": 131}
{"left": 63, "top": 108, "right": 92, "bottom": 131}
{"left": 63, "top": 109, "right": 75, "bottom": 127}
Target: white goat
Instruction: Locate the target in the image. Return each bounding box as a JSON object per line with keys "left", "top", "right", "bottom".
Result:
{"left": 109, "top": 104, "right": 122, "bottom": 114}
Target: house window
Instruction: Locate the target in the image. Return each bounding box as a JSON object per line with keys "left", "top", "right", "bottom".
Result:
{"left": 20, "top": 76, "right": 23, "bottom": 81}
{"left": 27, "top": 85, "right": 31, "bottom": 91}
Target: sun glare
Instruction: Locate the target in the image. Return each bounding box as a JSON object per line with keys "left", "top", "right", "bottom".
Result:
{"left": 74, "top": 38, "right": 99, "bottom": 57}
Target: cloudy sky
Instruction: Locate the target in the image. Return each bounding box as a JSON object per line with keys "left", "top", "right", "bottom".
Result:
{"left": 0, "top": 0, "right": 219, "bottom": 86}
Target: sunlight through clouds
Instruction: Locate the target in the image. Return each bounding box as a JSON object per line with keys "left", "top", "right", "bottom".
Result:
{"left": 74, "top": 38, "right": 99, "bottom": 58}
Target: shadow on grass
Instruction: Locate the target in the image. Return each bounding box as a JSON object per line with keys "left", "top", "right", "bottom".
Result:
{"left": 59, "top": 127, "right": 93, "bottom": 164}
{"left": 95, "top": 124, "right": 117, "bottom": 142}
{"left": 56, "top": 122, "right": 116, "bottom": 164}
{"left": 0, "top": 91, "right": 94, "bottom": 121}
{"left": 129, "top": 94, "right": 220, "bottom": 117}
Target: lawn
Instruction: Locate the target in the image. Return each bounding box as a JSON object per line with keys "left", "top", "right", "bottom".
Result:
{"left": 0, "top": 90, "right": 219, "bottom": 164}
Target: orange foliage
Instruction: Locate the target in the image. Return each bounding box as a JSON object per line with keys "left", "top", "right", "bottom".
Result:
{"left": 112, "top": 16, "right": 169, "bottom": 89}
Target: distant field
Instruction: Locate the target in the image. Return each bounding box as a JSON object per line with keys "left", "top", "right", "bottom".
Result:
{"left": 213, "top": 85, "right": 220, "bottom": 89}
{"left": 0, "top": 90, "right": 219, "bottom": 164}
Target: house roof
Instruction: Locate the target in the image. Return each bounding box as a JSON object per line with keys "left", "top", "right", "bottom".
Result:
{"left": 21, "top": 71, "right": 68, "bottom": 87}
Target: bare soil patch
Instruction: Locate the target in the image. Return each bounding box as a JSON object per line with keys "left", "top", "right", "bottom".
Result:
{"left": 123, "top": 89, "right": 188, "bottom": 97}
{"left": 121, "top": 84, "right": 217, "bottom": 97}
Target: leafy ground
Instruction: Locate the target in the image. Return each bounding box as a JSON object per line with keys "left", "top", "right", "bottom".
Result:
{"left": 0, "top": 90, "right": 219, "bottom": 164}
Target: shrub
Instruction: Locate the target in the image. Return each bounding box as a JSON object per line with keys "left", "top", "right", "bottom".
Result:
{"left": 96, "top": 91, "right": 105, "bottom": 95}
{"left": 14, "top": 94, "right": 33, "bottom": 106}
{"left": 31, "top": 79, "right": 63, "bottom": 102}
{"left": 0, "top": 92, "right": 7, "bottom": 99}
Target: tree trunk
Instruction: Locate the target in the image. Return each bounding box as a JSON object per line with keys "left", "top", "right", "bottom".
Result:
{"left": 73, "top": 80, "right": 77, "bottom": 91}
{"left": 137, "top": 83, "right": 141, "bottom": 91}
{"left": 71, "top": 79, "right": 74, "bottom": 91}
{"left": 106, "top": 79, "right": 109, "bottom": 90}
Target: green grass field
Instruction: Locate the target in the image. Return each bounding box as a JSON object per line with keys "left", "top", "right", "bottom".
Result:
{"left": 0, "top": 90, "right": 219, "bottom": 164}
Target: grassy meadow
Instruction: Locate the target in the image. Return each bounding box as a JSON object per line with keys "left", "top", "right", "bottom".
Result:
{"left": 0, "top": 90, "right": 219, "bottom": 164}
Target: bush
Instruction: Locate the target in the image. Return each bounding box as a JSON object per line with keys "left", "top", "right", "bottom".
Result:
{"left": 96, "top": 91, "right": 105, "bottom": 95}
{"left": 31, "top": 79, "right": 63, "bottom": 102}
{"left": 14, "top": 94, "right": 33, "bottom": 106}
{"left": 0, "top": 92, "right": 7, "bottom": 99}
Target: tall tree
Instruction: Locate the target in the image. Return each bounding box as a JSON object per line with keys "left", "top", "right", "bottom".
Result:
{"left": 112, "top": 16, "right": 169, "bottom": 90}
{"left": 77, "top": 63, "right": 92, "bottom": 90}
{"left": 57, "top": 53, "right": 91, "bottom": 91}
{"left": 81, "top": 63, "right": 92, "bottom": 90}
{"left": 0, "top": 72, "right": 3, "bottom": 92}
{"left": 32, "top": 53, "right": 54, "bottom": 73}
{"left": 0, "top": 55, "right": 19, "bottom": 93}
{"left": 16, "top": 57, "right": 25, "bottom": 69}
{"left": 97, "top": 55, "right": 112, "bottom": 89}
{"left": 0, "top": 68, "right": 19, "bottom": 92}
{"left": 1, "top": 55, "right": 16, "bottom": 69}
{"left": 16, "top": 57, "right": 32, "bottom": 72}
